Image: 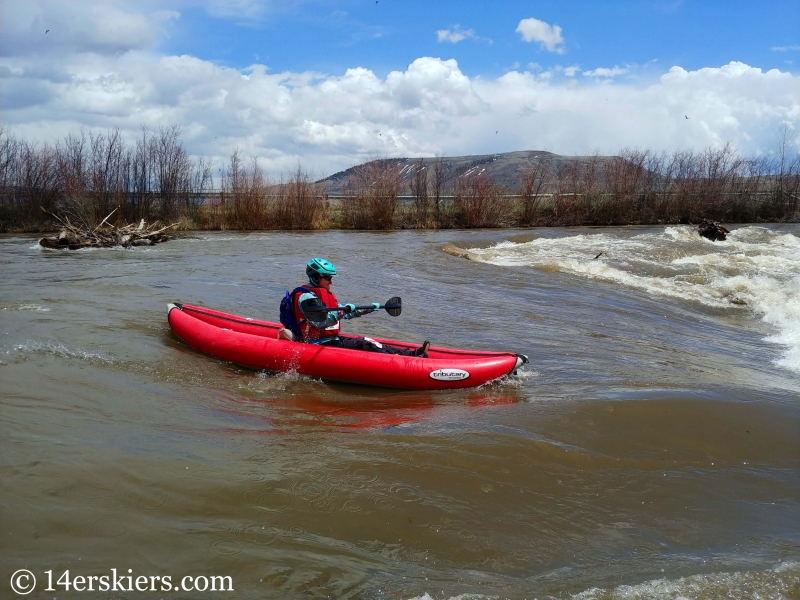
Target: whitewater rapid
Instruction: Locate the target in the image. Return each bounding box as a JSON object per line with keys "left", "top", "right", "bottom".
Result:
{"left": 463, "top": 225, "right": 800, "bottom": 374}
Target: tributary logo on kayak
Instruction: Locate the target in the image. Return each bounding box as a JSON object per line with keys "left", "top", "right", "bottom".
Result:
{"left": 429, "top": 368, "right": 470, "bottom": 381}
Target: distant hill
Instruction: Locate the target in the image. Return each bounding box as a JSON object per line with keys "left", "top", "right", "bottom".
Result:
{"left": 316, "top": 151, "right": 618, "bottom": 195}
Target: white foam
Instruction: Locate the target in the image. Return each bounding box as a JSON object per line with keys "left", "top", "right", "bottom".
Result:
{"left": 476, "top": 366, "right": 540, "bottom": 391}
{"left": 8, "top": 341, "right": 115, "bottom": 364}
{"left": 570, "top": 561, "right": 799, "bottom": 600}
{"left": 408, "top": 595, "right": 495, "bottom": 600}
{"left": 466, "top": 226, "right": 800, "bottom": 374}
{"left": 3, "top": 303, "right": 51, "bottom": 312}
{"left": 242, "top": 368, "right": 317, "bottom": 392}
{"left": 405, "top": 561, "right": 799, "bottom": 600}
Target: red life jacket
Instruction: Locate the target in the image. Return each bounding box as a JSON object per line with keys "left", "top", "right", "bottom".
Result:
{"left": 293, "top": 285, "right": 340, "bottom": 341}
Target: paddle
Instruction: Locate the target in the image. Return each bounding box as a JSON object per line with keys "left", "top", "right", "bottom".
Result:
{"left": 304, "top": 296, "right": 402, "bottom": 317}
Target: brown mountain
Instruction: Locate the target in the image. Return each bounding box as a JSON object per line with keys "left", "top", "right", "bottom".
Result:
{"left": 317, "top": 151, "right": 618, "bottom": 195}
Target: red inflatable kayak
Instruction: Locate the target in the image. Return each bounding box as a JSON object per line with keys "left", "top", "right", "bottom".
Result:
{"left": 167, "top": 303, "right": 527, "bottom": 390}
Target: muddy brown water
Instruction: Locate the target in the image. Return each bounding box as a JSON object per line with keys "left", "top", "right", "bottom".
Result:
{"left": 1, "top": 226, "right": 799, "bottom": 599}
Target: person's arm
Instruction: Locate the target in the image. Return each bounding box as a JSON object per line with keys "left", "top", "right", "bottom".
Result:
{"left": 341, "top": 302, "right": 380, "bottom": 319}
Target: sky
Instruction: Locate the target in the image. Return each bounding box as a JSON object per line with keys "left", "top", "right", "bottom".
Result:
{"left": 1, "top": 0, "right": 799, "bottom": 177}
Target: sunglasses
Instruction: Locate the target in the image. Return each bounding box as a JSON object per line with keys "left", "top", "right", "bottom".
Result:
{"left": 320, "top": 275, "right": 333, "bottom": 281}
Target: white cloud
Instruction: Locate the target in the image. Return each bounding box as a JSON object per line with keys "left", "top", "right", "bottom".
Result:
{"left": 436, "top": 24, "right": 491, "bottom": 45}
{"left": 772, "top": 45, "right": 800, "bottom": 52}
{"left": 583, "top": 66, "right": 629, "bottom": 78}
{"left": 205, "top": 0, "right": 270, "bottom": 20}
{"left": 2, "top": 33, "right": 798, "bottom": 177}
{"left": 516, "top": 17, "right": 565, "bottom": 54}
{"left": 201, "top": 0, "right": 308, "bottom": 26}
{"left": 543, "top": 65, "right": 580, "bottom": 78}
{"left": 0, "top": 1, "right": 179, "bottom": 57}
{"left": 437, "top": 25, "right": 477, "bottom": 44}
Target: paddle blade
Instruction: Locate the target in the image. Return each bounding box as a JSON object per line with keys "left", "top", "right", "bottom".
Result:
{"left": 303, "top": 298, "right": 333, "bottom": 326}
{"left": 385, "top": 296, "right": 401, "bottom": 317}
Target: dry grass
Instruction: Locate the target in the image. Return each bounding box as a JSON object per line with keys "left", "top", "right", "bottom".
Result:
{"left": 341, "top": 159, "right": 402, "bottom": 229}
{"left": 274, "top": 165, "right": 329, "bottom": 230}
{"left": 453, "top": 171, "right": 513, "bottom": 227}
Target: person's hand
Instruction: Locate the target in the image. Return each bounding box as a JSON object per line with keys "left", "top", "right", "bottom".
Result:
{"left": 344, "top": 303, "right": 356, "bottom": 313}
{"left": 371, "top": 302, "right": 380, "bottom": 310}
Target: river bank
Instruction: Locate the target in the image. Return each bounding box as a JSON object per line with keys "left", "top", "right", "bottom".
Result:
{"left": 3, "top": 127, "right": 799, "bottom": 234}
{"left": 5, "top": 210, "right": 800, "bottom": 236}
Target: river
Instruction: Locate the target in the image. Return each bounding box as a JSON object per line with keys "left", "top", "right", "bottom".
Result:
{"left": 1, "top": 225, "right": 799, "bottom": 599}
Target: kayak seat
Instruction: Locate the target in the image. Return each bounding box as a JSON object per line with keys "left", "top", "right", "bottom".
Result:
{"left": 277, "top": 328, "right": 295, "bottom": 341}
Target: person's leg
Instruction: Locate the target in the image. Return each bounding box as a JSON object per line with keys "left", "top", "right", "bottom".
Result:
{"left": 336, "top": 336, "right": 418, "bottom": 356}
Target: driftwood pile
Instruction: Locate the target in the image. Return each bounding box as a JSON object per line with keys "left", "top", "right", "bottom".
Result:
{"left": 39, "top": 208, "right": 176, "bottom": 250}
{"left": 698, "top": 220, "right": 730, "bottom": 242}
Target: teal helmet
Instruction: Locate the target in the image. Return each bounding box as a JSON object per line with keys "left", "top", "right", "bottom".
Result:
{"left": 306, "top": 257, "right": 336, "bottom": 285}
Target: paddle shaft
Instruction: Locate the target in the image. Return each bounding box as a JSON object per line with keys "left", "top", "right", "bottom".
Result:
{"left": 303, "top": 296, "right": 401, "bottom": 317}
{"left": 303, "top": 303, "right": 400, "bottom": 313}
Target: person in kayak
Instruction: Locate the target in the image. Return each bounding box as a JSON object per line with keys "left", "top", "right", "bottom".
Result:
{"left": 281, "top": 257, "right": 429, "bottom": 357}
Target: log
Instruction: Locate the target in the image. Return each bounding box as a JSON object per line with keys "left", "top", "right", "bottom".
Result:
{"left": 441, "top": 244, "right": 476, "bottom": 260}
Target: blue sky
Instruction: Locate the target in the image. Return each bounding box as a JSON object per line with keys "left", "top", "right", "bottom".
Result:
{"left": 164, "top": 0, "right": 799, "bottom": 77}
{"left": 1, "top": 0, "right": 798, "bottom": 176}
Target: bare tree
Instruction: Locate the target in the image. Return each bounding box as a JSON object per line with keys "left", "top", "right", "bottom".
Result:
{"left": 454, "top": 171, "right": 509, "bottom": 227}
{"left": 578, "top": 152, "right": 603, "bottom": 223}
{"left": 553, "top": 161, "right": 581, "bottom": 224}
{"left": 220, "top": 149, "right": 271, "bottom": 229}
{"left": 431, "top": 155, "right": 451, "bottom": 226}
{"left": 604, "top": 148, "right": 650, "bottom": 223}
{"left": 151, "top": 125, "right": 193, "bottom": 222}
{"left": 518, "top": 156, "right": 550, "bottom": 225}
{"left": 89, "top": 128, "right": 127, "bottom": 223}
{"left": 342, "top": 158, "right": 403, "bottom": 229}
{"left": 18, "top": 140, "right": 60, "bottom": 225}
{"left": 409, "top": 159, "right": 430, "bottom": 227}
{"left": 0, "top": 127, "right": 21, "bottom": 227}
{"left": 275, "top": 163, "right": 327, "bottom": 229}
{"left": 0, "top": 127, "right": 20, "bottom": 190}
{"left": 771, "top": 123, "right": 800, "bottom": 218}
{"left": 2, "top": 122, "right": 797, "bottom": 231}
